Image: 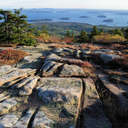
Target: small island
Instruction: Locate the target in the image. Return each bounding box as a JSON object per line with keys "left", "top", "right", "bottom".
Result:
{"left": 117, "top": 12, "right": 128, "bottom": 15}
{"left": 28, "top": 19, "right": 53, "bottom": 22}
{"left": 97, "top": 15, "right": 106, "bottom": 18}
{"left": 60, "top": 17, "right": 70, "bottom": 20}
{"left": 103, "top": 19, "right": 114, "bottom": 23}
{"left": 79, "top": 16, "right": 88, "bottom": 18}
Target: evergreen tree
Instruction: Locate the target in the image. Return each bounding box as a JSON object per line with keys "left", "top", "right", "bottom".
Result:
{"left": 112, "top": 28, "right": 124, "bottom": 37}
{"left": 71, "top": 32, "right": 75, "bottom": 38}
{"left": 0, "top": 9, "right": 37, "bottom": 45}
{"left": 90, "top": 26, "right": 99, "bottom": 37}
{"left": 77, "top": 30, "right": 89, "bottom": 43}
{"left": 124, "top": 28, "right": 128, "bottom": 40}
{"left": 0, "top": 10, "right": 13, "bottom": 43}
{"left": 99, "top": 28, "right": 104, "bottom": 34}
{"left": 66, "top": 30, "right": 71, "bottom": 37}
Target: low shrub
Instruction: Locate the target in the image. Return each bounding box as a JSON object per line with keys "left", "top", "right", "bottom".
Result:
{"left": 62, "top": 37, "right": 74, "bottom": 43}
{"left": 93, "top": 34, "right": 126, "bottom": 44}
{"left": 37, "top": 34, "right": 61, "bottom": 43}
{"left": 0, "top": 49, "right": 28, "bottom": 66}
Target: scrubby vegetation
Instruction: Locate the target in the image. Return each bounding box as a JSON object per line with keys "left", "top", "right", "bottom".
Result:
{"left": 93, "top": 34, "right": 126, "bottom": 44}
{"left": 0, "top": 49, "right": 28, "bottom": 65}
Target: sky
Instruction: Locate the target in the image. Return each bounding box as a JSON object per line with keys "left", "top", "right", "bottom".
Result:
{"left": 0, "top": 0, "right": 128, "bottom": 10}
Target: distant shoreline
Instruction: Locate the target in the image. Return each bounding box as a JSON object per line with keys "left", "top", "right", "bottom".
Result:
{"left": 30, "top": 21, "right": 126, "bottom": 28}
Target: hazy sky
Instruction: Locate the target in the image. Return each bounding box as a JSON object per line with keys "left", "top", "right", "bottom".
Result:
{"left": 0, "top": 0, "right": 128, "bottom": 10}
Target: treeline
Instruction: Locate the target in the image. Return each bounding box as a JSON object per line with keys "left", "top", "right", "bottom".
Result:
{"left": 65, "top": 26, "right": 128, "bottom": 43}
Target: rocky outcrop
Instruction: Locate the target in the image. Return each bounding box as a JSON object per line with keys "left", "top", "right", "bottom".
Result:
{"left": 19, "top": 77, "right": 39, "bottom": 96}
{"left": 3, "top": 47, "right": 128, "bottom": 128}
{"left": 38, "top": 78, "right": 82, "bottom": 104}
{"left": 13, "top": 108, "right": 35, "bottom": 128}
{"left": 95, "top": 72, "right": 128, "bottom": 128}
{"left": 32, "top": 110, "right": 54, "bottom": 128}
{"left": 41, "top": 61, "right": 63, "bottom": 77}
{"left": 0, "top": 98, "right": 18, "bottom": 115}
{"left": 0, "top": 92, "right": 10, "bottom": 102}
{"left": 0, "top": 113, "right": 20, "bottom": 127}
{"left": 17, "top": 52, "right": 43, "bottom": 69}
{"left": 0, "top": 65, "right": 15, "bottom": 76}
{"left": 0, "top": 68, "right": 36, "bottom": 86}
{"left": 99, "top": 54, "right": 122, "bottom": 64}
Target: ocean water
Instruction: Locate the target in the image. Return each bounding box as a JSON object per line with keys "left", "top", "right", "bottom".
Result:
{"left": 22, "top": 8, "right": 128, "bottom": 27}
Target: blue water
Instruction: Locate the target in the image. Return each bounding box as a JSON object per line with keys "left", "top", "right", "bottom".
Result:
{"left": 22, "top": 8, "right": 128, "bottom": 27}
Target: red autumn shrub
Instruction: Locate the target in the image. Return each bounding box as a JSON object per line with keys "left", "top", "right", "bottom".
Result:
{"left": 0, "top": 49, "right": 28, "bottom": 66}
{"left": 62, "top": 37, "right": 74, "bottom": 43}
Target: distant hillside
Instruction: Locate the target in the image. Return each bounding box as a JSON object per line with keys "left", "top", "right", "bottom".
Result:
{"left": 33, "top": 21, "right": 123, "bottom": 36}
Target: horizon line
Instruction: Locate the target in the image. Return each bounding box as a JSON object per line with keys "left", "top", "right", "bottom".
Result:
{"left": 1, "top": 7, "right": 128, "bottom": 11}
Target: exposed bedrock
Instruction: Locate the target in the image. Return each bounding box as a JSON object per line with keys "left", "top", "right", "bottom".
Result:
{"left": 95, "top": 73, "right": 128, "bottom": 128}
{"left": 2, "top": 47, "right": 128, "bottom": 127}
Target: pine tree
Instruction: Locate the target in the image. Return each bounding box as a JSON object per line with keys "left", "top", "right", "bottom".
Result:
{"left": 78, "top": 30, "right": 89, "bottom": 43}
{"left": 91, "top": 26, "right": 99, "bottom": 37}
{"left": 124, "top": 28, "right": 128, "bottom": 40}
{"left": 112, "top": 28, "right": 124, "bottom": 37}
{"left": 0, "top": 9, "right": 37, "bottom": 45}
{"left": 66, "top": 30, "right": 71, "bottom": 37}
{"left": 0, "top": 10, "right": 13, "bottom": 43}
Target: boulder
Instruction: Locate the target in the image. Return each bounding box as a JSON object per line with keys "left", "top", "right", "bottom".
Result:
{"left": 41, "top": 61, "right": 63, "bottom": 77}
{"left": 45, "top": 53, "right": 61, "bottom": 62}
{"left": 37, "top": 77, "right": 82, "bottom": 103}
{"left": 81, "top": 49, "right": 92, "bottom": 59}
{"left": 59, "top": 64, "right": 85, "bottom": 77}
{"left": 37, "top": 77, "right": 82, "bottom": 128}
{"left": 53, "top": 48, "right": 74, "bottom": 56}
{"left": 100, "top": 54, "right": 122, "bottom": 63}
{"left": 93, "top": 49, "right": 114, "bottom": 54}
{"left": 40, "top": 61, "right": 56, "bottom": 72}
